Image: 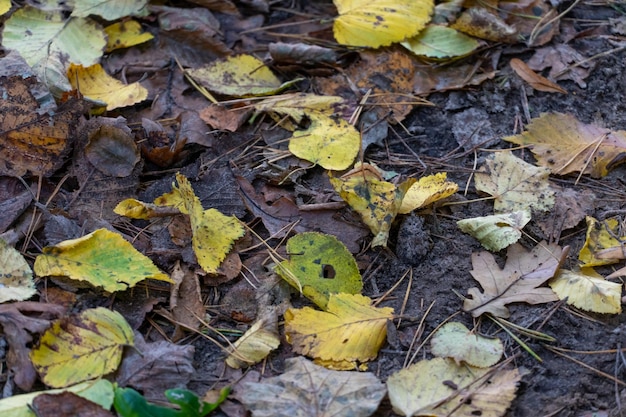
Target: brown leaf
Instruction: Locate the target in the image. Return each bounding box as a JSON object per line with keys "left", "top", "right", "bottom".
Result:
{"left": 527, "top": 44, "right": 593, "bottom": 88}
{"left": 0, "top": 76, "right": 84, "bottom": 177}
{"left": 0, "top": 177, "right": 33, "bottom": 233}
{"left": 31, "top": 391, "right": 114, "bottom": 417}
{"left": 451, "top": 7, "right": 518, "bottom": 43}
{"left": 510, "top": 58, "right": 567, "bottom": 94}
{"left": 85, "top": 124, "right": 139, "bottom": 177}
{"left": 169, "top": 261, "right": 205, "bottom": 341}
{"left": 464, "top": 242, "right": 568, "bottom": 318}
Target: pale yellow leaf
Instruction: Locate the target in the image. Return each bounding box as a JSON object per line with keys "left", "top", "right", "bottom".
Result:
{"left": 0, "top": 239, "right": 36, "bottom": 303}
{"left": 399, "top": 172, "right": 458, "bottom": 213}
{"left": 549, "top": 268, "right": 622, "bottom": 314}
{"left": 431, "top": 322, "right": 503, "bottom": 368}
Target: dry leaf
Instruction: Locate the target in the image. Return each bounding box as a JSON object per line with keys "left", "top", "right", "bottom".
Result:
{"left": 431, "top": 322, "right": 503, "bottom": 368}
{"left": 510, "top": 58, "right": 567, "bottom": 94}
{"left": 549, "top": 268, "right": 622, "bottom": 314}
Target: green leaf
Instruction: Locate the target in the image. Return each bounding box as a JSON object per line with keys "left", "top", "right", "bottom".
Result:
{"left": 402, "top": 25, "right": 480, "bottom": 59}
{"left": 114, "top": 386, "right": 230, "bottom": 417}
{"left": 72, "top": 0, "right": 149, "bottom": 19}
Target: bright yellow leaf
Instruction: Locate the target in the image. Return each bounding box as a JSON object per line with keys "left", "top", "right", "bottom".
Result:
{"left": 578, "top": 216, "right": 623, "bottom": 267}
{"left": 154, "top": 173, "right": 245, "bottom": 274}
{"left": 474, "top": 150, "right": 555, "bottom": 213}
{"left": 399, "top": 172, "right": 458, "bottom": 213}
{"left": 276, "top": 232, "right": 362, "bottom": 309}
{"left": 284, "top": 293, "right": 394, "bottom": 370}
{"left": 104, "top": 20, "right": 153, "bottom": 52}
{"left": 0, "top": 0, "right": 10, "bottom": 16}
{"left": 549, "top": 268, "right": 622, "bottom": 314}
{"left": 503, "top": 113, "right": 626, "bottom": 178}
{"left": 113, "top": 198, "right": 180, "bottom": 220}
{"left": 333, "top": 0, "right": 434, "bottom": 48}
{"left": 330, "top": 163, "right": 415, "bottom": 247}
{"left": 68, "top": 63, "right": 148, "bottom": 110}
{"left": 33, "top": 228, "right": 172, "bottom": 292}
{"left": 226, "top": 310, "right": 280, "bottom": 369}
{"left": 0, "top": 239, "right": 36, "bottom": 303}
{"left": 430, "top": 322, "right": 503, "bottom": 368}
{"left": 457, "top": 210, "right": 531, "bottom": 252}
{"left": 31, "top": 308, "right": 134, "bottom": 388}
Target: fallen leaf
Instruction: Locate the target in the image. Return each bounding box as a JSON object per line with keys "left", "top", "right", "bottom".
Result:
{"left": 154, "top": 173, "right": 245, "bottom": 274}
{"left": 276, "top": 232, "right": 362, "bottom": 309}
{"left": 399, "top": 172, "right": 459, "bottom": 214}
{"left": 387, "top": 357, "right": 520, "bottom": 416}
{"left": 330, "top": 163, "right": 415, "bottom": 247}
{"left": 332, "top": 0, "right": 434, "bottom": 48}
{"left": 85, "top": 124, "right": 140, "bottom": 177}
{"left": 451, "top": 7, "right": 517, "bottom": 43}
{"left": 510, "top": 58, "right": 567, "bottom": 94}
{"left": 474, "top": 150, "right": 556, "bottom": 214}
{"left": 0, "top": 177, "right": 33, "bottom": 234}
{"left": 68, "top": 64, "right": 148, "bottom": 111}
{"left": 464, "top": 242, "right": 566, "bottom": 318}
{"left": 238, "top": 357, "right": 386, "bottom": 417}
{"left": 0, "top": 238, "right": 36, "bottom": 303}
{"left": 430, "top": 322, "right": 503, "bottom": 368}
{"left": 226, "top": 307, "right": 280, "bottom": 369}
{"left": 285, "top": 293, "right": 394, "bottom": 369}
{"left": 0, "top": 0, "right": 9, "bottom": 15}
{"left": 34, "top": 228, "right": 172, "bottom": 293}
{"left": 402, "top": 25, "right": 480, "bottom": 59}
{"left": 31, "top": 307, "right": 134, "bottom": 388}
{"left": 457, "top": 211, "right": 531, "bottom": 252}
{"left": 549, "top": 268, "right": 622, "bottom": 314}
{"left": 534, "top": 187, "right": 594, "bottom": 242}
{"left": 578, "top": 216, "right": 623, "bottom": 267}
{"left": 527, "top": 44, "right": 593, "bottom": 88}
{"left": 31, "top": 391, "right": 115, "bottom": 417}
{"left": 104, "top": 20, "right": 154, "bottom": 52}
{"left": 113, "top": 386, "right": 228, "bottom": 417}
{"left": 169, "top": 261, "right": 205, "bottom": 341}
{"left": 503, "top": 113, "right": 626, "bottom": 178}
{"left": 114, "top": 199, "right": 181, "bottom": 220}
{"left": 72, "top": 0, "right": 149, "bottom": 20}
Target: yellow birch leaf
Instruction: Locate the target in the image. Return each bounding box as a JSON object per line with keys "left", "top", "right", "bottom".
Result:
{"left": 578, "top": 216, "right": 623, "bottom": 267}
{"left": 154, "top": 173, "right": 245, "bottom": 274}
{"left": 284, "top": 293, "right": 394, "bottom": 370}
{"left": 253, "top": 93, "right": 348, "bottom": 123}
{"left": 399, "top": 172, "right": 458, "bottom": 214}
{"left": 226, "top": 309, "right": 280, "bottom": 369}
{"left": 68, "top": 64, "right": 148, "bottom": 110}
{"left": 275, "top": 232, "right": 362, "bottom": 309}
{"left": 474, "top": 150, "right": 555, "bottom": 214}
{"left": 387, "top": 358, "right": 520, "bottom": 417}
{"left": 186, "top": 55, "right": 297, "bottom": 97}
{"left": 549, "top": 268, "right": 622, "bottom": 314}
{"left": 329, "top": 163, "right": 415, "bottom": 247}
{"left": 430, "top": 322, "right": 503, "bottom": 368}
{"left": 503, "top": 113, "right": 626, "bottom": 178}
{"left": 457, "top": 210, "right": 531, "bottom": 252}
{"left": 33, "top": 228, "right": 172, "bottom": 292}
{"left": 104, "top": 20, "right": 153, "bottom": 53}
{"left": 333, "top": 0, "right": 434, "bottom": 48}
{"left": 0, "top": 0, "right": 10, "bottom": 16}
{"left": 0, "top": 239, "right": 36, "bottom": 303}
{"left": 113, "top": 198, "right": 180, "bottom": 220}
{"left": 31, "top": 308, "right": 134, "bottom": 388}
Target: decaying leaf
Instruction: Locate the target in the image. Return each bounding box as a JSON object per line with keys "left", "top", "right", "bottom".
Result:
{"left": 504, "top": 113, "right": 626, "bottom": 178}
{"left": 155, "top": 173, "right": 245, "bottom": 274}
{"left": 226, "top": 307, "right": 280, "bottom": 369}
{"left": 387, "top": 358, "right": 520, "bottom": 417}
{"left": 0, "top": 238, "right": 36, "bottom": 303}
{"left": 238, "top": 357, "right": 386, "bottom": 417}
{"left": 431, "top": 322, "right": 503, "bottom": 368}
{"left": 550, "top": 268, "right": 622, "bottom": 314}
{"left": 30, "top": 391, "right": 115, "bottom": 417}
{"left": 33, "top": 228, "right": 172, "bottom": 293}
{"left": 330, "top": 163, "right": 415, "bottom": 247}
{"left": 104, "top": 20, "right": 154, "bottom": 52}
{"left": 451, "top": 7, "right": 517, "bottom": 43}
{"left": 527, "top": 45, "right": 593, "bottom": 88}
{"left": 510, "top": 58, "right": 567, "bottom": 94}
{"left": 84, "top": 123, "right": 140, "bottom": 177}
{"left": 284, "top": 293, "right": 394, "bottom": 370}
{"left": 474, "top": 150, "right": 555, "bottom": 214}
{"left": 169, "top": 261, "right": 205, "bottom": 341}
{"left": 578, "top": 216, "right": 624, "bottom": 267}
{"left": 464, "top": 242, "right": 566, "bottom": 318}
{"left": 332, "top": 0, "right": 434, "bottom": 48}
{"left": 31, "top": 307, "right": 134, "bottom": 388}
{"left": 398, "top": 172, "right": 458, "bottom": 214}
{"left": 276, "top": 232, "right": 362, "bottom": 309}
{"left": 457, "top": 211, "right": 531, "bottom": 252}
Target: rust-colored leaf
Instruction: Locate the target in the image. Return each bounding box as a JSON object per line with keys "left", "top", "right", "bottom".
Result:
{"left": 510, "top": 58, "right": 567, "bottom": 94}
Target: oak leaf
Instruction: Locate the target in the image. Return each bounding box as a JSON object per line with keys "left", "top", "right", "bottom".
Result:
{"left": 464, "top": 242, "right": 566, "bottom": 318}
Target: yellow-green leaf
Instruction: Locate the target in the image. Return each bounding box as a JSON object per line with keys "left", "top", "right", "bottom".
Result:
{"left": 284, "top": 293, "right": 393, "bottom": 370}
{"left": 276, "top": 232, "right": 362, "bottom": 309}
{"left": 402, "top": 25, "right": 480, "bottom": 59}
{"left": 333, "top": 0, "right": 434, "bottom": 48}
{"left": 104, "top": 20, "right": 153, "bottom": 52}
{"left": 31, "top": 308, "right": 134, "bottom": 388}
{"left": 430, "top": 322, "right": 503, "bottom": 368}
{"left": 549, "top": 268, "right": 622, "bottom": 314}
{"left": 457, "top": 210, "right": 531, "bottom": 252}
{"left": 72, "top": 0, "right": 149, "bottom": 19}
{"left": 226, "top": 310, "right": 280, "bottom": 369}
{"left": 578, "top": 216, "right": 623, "bottom": 267}
{"left": 0, "top": 239, "right": 36, "bottom": 303}
{"left": 33, "top": 228, "right": 172, "bottom": 292}
{"left": 398, "top": 172, "right": 458, "bottom": 214}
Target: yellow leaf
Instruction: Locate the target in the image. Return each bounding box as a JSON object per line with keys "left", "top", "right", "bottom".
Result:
{"left": 68, "top": 64, "right": 148, "bottom": 110}
{"left": 254, "top": 93, "right": 348, "bottom": 123}
{"left": 284, "top": 293, "right": 394, "bottom": 370}
{"left": 399, "top": 172, "right": 458, "bottom": 213}
{"left": 31, "top": 308, "right": 134, "bottom": 388}
{"left": 33, "top": 228, "right": 172, "bottom": 292}
{"left": 186, "top": 55, "right": 297, "bottom": 97}
{"left": 0, "top": 0, "right": 10, "bottom": 16}
{"left": 474, "top": 150, "right": 555, "bottom": 213}
{"left": 0, "top": 239, "right": 36, "bottom": 303}
{"left": 430, "top": 322, "right": 503, "bottom": 368}
{"left": 549, "top": 268, "right": 622, "bottom": 314}
{"left": 113, "top": 198, "right": 180, "bottom": 220}
{"left": 503, "top": 113, "right": 626, "bottom": 178}
{"left": 578, "top": 216, "right": 623, "bottom": 267}
{"left": 457, "top": 210, "right": 531, "bottom": 252}
{"left": 333, "top": 0, "right": 434, "bottom": 48}
{"left": 330, "top": 163, "right": 415, "bottom": 247}
{"left": 387, "top": 358, "right": 521, "bottom": 417}
{"left": 104, "top": 20, "right": 153, "bottom": 52}
{"left": 276, "top": 232, "right": 362, "bottom": 309}
{"left": 226, "top": 309, "right": 280, "bottom": 369}
{"left": 155, "top": 173, "right": 245, "bottom": 274}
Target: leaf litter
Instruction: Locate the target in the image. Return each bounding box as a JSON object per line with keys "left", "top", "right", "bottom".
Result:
{"left": 1, "top": 1, "right": 626, "bottom": 416}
